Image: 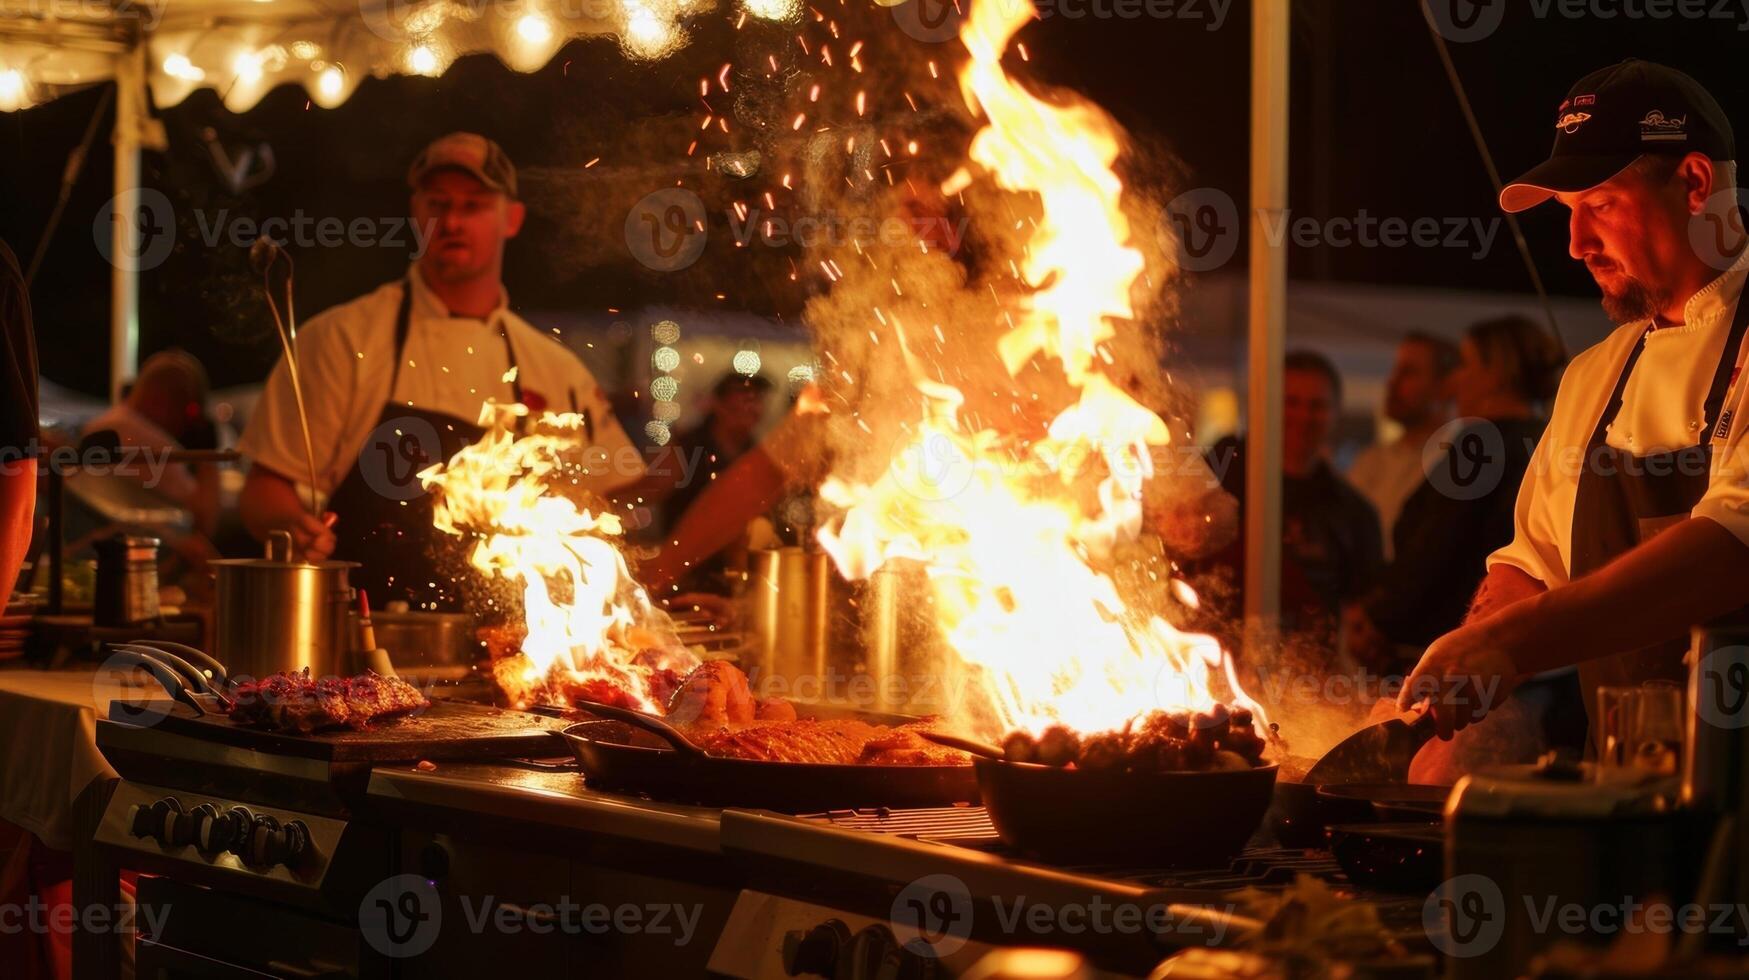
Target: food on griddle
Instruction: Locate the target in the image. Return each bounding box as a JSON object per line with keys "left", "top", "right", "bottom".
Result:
{"left": 999, "top": 705, "right": 1269, "bottom": 773}
{"left": 665, "top": 659, "right": 758, "bottom": 725}
{"left": 228, "top": 670, "right": 430, "bottom": 734}
{"left": 685, "top": 718, "right": 968, "bottom": 766}
{"left": 641, "top": 661, "right": 965, "bottom": 766}
{"left": 1034, "top": 725, "right": 1082, "bottom": 767}
{"left": 754, "top": 697, "right": 798, "bottom": 722}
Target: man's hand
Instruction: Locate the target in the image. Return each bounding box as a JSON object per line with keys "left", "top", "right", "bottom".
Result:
{"left": 1397, "top": 615, "right": 1523, "bottom": 740}
{"left": 240, "top": 465, "right": 335, "bottom": 560}
{"left": 287, "top": 509, "right": 337, "bottom": 561}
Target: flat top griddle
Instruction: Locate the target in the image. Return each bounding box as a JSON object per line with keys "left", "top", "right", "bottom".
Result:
{"left": 107, "top": 698, "right": 567, "bottom": 763}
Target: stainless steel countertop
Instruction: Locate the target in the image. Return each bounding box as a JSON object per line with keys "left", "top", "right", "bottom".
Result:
{"left": 366, "top": 762, "right": 725, "bottom": 854}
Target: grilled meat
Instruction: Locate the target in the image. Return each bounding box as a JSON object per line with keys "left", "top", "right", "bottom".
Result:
{"left": 229, "top": 670, "right": 429, "bottom": 734}
{"left": 665, "top": 659, "right": 757, "bottom": 726}
{"left": 686, "top": 718, "right": 967, "bottom": 766}
{"left": 687, "top": 719, "right": 879, "bottom": 764}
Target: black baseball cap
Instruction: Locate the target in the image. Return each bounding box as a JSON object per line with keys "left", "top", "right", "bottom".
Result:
{"left": 1500, "top": 59, "right": 1735, "bottom": 213}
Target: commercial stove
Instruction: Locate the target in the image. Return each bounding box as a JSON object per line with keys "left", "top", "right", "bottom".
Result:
{"left": 80, "top": 708, "right": 1434, "bottom": 980}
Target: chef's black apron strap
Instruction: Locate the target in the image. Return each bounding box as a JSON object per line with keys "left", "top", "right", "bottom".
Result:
{"left": 385, "top": 278, "right": 415, "bottom": 404}
{"left": 386, "top": 278, "right": 525, "bottom": 412}
{"left": 1701, "top": 290, "right": 1749, "bottom": 442}
{"left": 1586, "top": 330, "right": 1648, "bottom": 449}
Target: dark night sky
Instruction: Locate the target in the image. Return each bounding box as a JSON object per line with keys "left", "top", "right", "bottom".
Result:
{"left": 2, "top": 0, "right": 1746, "bottom": 395}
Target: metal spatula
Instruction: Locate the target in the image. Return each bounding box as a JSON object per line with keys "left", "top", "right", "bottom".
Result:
{"left": 1303, "top": 705, "right": 1436, "bottom": 785}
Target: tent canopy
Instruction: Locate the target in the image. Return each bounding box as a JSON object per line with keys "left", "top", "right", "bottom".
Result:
{"left": 0, "top": 0, "right": 693, "bottom": 113}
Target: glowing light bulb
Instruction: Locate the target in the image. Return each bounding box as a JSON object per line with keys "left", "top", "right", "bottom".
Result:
{"left": 732, "top": 350, "right": 762, "bottom": 376}
{"left": 407, "top": 45, "right": 439, "bottom": 76}
{"left": 741, "top": 0, "right": 799, "bottom": 19}
{"left": 232, "top": 51, "right": 263, "bottom": 85}
{"left": 162, "top": 53, "right": 206, "bottom": 81}
{"left": 0, "top": 69, "right": 24, "bottom": 112}
{"left": 317, "top": 66, "right": 344, "bottom": 104}
{"left": 621, "top": 3, "right": 674, "bottom": 59}
{"left": 515, "top": 13, "right": 553, "bottom": 44}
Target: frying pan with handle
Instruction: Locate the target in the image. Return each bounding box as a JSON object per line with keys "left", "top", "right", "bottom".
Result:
{"left": 552, "top": 703, "right": 980, "bottom": 812}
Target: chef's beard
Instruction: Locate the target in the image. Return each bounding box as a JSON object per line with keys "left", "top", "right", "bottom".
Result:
{"left": 1598, "top": 276, "right": 1661, "bottom": 325}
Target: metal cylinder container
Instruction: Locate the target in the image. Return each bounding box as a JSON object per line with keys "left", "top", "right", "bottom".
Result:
{"left": 93, "top": 533, "right": 160, "bottom": 627}
{"left": 209, "top": 531, "right": 357, "bottom": 679}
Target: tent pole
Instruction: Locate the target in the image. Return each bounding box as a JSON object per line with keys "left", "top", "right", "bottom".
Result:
{"left": 1244, "top": 0, "right": 1289, "bottom": 652}
{"left": 109, "top": 41, "right": 143, "bottom": 402}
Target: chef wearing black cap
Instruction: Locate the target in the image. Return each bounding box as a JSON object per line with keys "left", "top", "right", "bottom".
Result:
{"left": 1401, "top": 60, "right": 1749, "bottom": 747}
{"left": 238, "top": 133, "right": 642, "bottom": 610}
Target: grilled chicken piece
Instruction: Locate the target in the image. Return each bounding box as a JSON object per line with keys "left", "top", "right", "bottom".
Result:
{"left": 665, "top": 660, "right": 757, "bottom": 726}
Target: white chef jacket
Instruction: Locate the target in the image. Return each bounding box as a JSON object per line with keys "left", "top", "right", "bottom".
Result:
{"left": 238, "top": 268, "right": 642, "bottom": 499}
{"left": 1348, "top": 436, "right": 1430, "bottom": 559}
{"left": 1489, "top": 250, "right": 1749, "bottom": 587}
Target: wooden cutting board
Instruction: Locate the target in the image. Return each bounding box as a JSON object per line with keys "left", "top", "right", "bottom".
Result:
{"left": 107, "top": 698, "right": 568, "bottom": 763}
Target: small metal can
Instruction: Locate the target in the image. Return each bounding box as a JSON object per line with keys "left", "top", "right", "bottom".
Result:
{"left": 93, "top": 533, "right": 161, "bottom": 627}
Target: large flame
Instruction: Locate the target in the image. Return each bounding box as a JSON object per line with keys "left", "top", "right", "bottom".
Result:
{"left": 817, "top": 0, "right": 1260, "bottom": 738}
{"left": 422, "top": 404, "right": 691, "bottom": 710}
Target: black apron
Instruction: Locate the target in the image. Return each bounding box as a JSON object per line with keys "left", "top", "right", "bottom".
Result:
{"left": 324, "top": 281, "right": 527, "bottom": 612}
{"left": 1569, "top": 283, "right": 1749, "bottom": 747}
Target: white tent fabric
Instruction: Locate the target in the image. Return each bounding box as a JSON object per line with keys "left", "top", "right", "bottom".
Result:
{"left": 0, "top": 0, "right": 694, "bottom": 113}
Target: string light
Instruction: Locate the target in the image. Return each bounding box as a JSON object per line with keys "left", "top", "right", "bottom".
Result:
{"left": 316, "top": 65, "right": 345, "bottom": 104}
{"left": 232, "top": 51, "right": 264, "bottom": 85}
{"left": 162, "top": 53, "right": 205, "bottom": 82}
{"left": 0, "top": 69, "right": 24, "bottom": 112}
{"left": 515, "top": 13, "right": 554, "bottom": 44}
{"left": 407, "top": 44, "right": 440, "bottom": 76}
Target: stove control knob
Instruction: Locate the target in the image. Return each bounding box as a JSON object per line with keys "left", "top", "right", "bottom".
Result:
{"left": 242, "top": 814, "right": 281, "bottom": 867}
{"left": 221, "top": 807, "right": 256, "bottom": 859}
{"left": 265, "top": 820, "right": 310, "bottom": 869}
{"left": 164, "top": 805, "right": 197, "bottom": 848}
{"left": 782, "top": 919, "right": 850, "bottom": 977}
{"left": 136, "top": 797, "right": 185, "bottom": 845}
{"left": 190, "top": 804, "right": 241, "bottom": 854}
{"left": 845, "top": 925, "right": 903, "bottom": 980}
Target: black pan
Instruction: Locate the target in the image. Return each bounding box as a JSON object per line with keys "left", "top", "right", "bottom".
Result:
{"left": 971, "top": 756, "right": 1279, "bottom": 866}
{"left": 1316, "top": 783, "right": 1451, "bottom": 824}
{"left": 553, "top": 702, "right": 980, "bottom": 812}
{"left": 1326, "top": 822, "right": 1444, "bottom": 893}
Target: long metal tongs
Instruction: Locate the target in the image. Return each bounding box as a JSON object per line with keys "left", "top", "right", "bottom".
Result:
{"left": 250, "top": 238, "right": 323, "bottom": 518}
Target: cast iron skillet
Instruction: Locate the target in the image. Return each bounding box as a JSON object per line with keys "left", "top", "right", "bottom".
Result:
{"left": 552, "top": 700, "right": 980, "bottom": 812}
{"left": 969, "top": 756, "right": 1279, "bottom": 865}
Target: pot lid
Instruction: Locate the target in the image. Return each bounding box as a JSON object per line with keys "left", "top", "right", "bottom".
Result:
{"left": 208, "top": 556, "right": 360, "bottom": 572}
{"left": 1450, "top": 759, "right": 1679, "bottom": 820}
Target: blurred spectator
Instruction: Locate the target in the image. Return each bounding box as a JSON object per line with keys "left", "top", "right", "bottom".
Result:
{"left": 620, "top": 372, "right": 775, "bottom": 593}
{"left": 1199, "top": 351, "right": 1384, "bottom": 648}
{"left": 1347, "top": 332, "right": 1457, "bottom": 557}
{"left": 0, "top": 240, "right": 37, "bottom": 597}
{"left": 655, "top": 373, "right": 774, "bottom": 535}
{"left": 1348, "top": 315, "right": 1566, "bottom": 663}
{"left": 69, "top": 350, "right": 222, "bottom": 595}
{"left": 79, "top": 350, "right": 221, "bottom": 536}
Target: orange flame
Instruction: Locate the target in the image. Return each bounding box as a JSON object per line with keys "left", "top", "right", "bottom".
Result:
{"left": 421, "top": 404, "right": 692, "bottom": 710}
{"left": 817, "top": 0, "right": 1260, "bottom": 739}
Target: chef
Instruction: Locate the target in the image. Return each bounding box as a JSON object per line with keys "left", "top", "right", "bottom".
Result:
{"left": 238, "top": 133, "right": 642, "bottom": 609}
{"left": 1401, "top": 60, "right": 1749, "bottom": 746}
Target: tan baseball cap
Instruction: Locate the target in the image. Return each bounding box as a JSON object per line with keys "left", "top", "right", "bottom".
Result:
{"left": 407, "top": 132, "right": 519, "bottom": 198}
